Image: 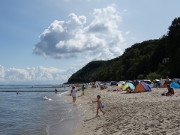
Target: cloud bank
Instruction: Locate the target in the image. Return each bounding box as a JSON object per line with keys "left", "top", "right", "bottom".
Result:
{"left": 0, "top": 65, "right": 76, "bottom": 84}
{"left": 34, "top": 6, "right": 127, "bottom": 61}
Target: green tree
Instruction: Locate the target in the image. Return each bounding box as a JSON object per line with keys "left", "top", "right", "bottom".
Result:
{"left": 137, "top": 74, "right": 144, "bottom": 79}
{"left": 146, "top": 72, "right": 161, "bottom": 81}
{"left": 167, "top": 17, "right": 180, "bottom": 76}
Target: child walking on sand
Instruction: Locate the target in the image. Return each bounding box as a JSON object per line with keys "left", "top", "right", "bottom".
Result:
{"left": 93, "top": 95, "right": 105, "bottom": 116}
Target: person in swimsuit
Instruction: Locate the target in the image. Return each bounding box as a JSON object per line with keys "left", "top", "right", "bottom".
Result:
{"left": 165, "top": 84, "right": 174, "bottom": 96}
{"left": 71, "top": 86, "right": 78, "bottom": 103}
{"left": 93, "top": 95, "right": 105, "bottom": 116}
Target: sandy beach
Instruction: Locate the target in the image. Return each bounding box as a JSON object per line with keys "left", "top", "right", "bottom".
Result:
{"left": 66, "top": 86, "right": 180, "bottom": 135}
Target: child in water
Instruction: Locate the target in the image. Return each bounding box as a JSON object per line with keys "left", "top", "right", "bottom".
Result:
{"left": 71, "top": 86, "right": 78, "bottom": 103}
{"left": 93, "top": 95, "right": 105, "bottom": 116}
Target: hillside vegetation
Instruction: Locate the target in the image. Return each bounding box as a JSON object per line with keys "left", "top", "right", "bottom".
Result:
{"left": 68, "top": 17, "right": 180, "bottom": 83}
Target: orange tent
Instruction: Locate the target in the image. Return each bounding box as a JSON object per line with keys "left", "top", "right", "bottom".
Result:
{"left": 133, "top": 84, "right": 145, "bottom": 93}
{"left": 133, "top": 82, "right": 151, "bottom": 93}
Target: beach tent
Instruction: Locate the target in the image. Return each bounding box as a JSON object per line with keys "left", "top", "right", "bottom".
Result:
{"left": 105, "top": 82, "right": 111, "bottom": 86}
{"left": 148, "top": 84, "right": 154, "bottom": 88}
{"left": 135, "top": 81, "right": 139, "bottom": 87}
{"left": 111, "top": 81, "right": 117, "bottom": 86}
{"left": 118, "top": 84, "right": 123, "bottom": 87}
{"left": 122, "top": 83, "right": 135, "bottom": 90}
{"left": 170, "top": 82, "right": 180, "bottom": 89}
{"left": 117, "top": 81, "right": 126, "bottom": 84}
{"left": 133, "top": 82, "right": 151, "bottom": 93}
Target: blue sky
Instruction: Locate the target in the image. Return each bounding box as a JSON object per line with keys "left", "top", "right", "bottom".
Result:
{"left": 0, "top": 0, "right": 180, "bottom": 84}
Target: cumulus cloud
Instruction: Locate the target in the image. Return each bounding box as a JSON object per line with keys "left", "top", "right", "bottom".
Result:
{"left": 34, "top": 6, "right": 127, "bottom": 61}
{"left": 6, "top": 68, "right": 30, "bottom": 81}
{"left": 0, "top": 65, "right": 76, "bottom": 84}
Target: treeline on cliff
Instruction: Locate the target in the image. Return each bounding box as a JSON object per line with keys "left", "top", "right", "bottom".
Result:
{"left": 68, "top": 17, "right": 180, "bottom": 83}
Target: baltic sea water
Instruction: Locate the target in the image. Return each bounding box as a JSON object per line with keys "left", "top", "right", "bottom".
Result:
{"left": 0, "top": 85, "right": 82, "bottom": 135}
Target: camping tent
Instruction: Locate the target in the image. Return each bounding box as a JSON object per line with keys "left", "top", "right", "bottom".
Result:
{"left": 122, "top": 83, "right": 135, "bottom": 90}
{"left": 147, "top": 84, "right": 154, "bottom": 88}
{"left": 133, "top": 82, "right": 151, "bottom": 93}
{"left": 118, "top": 84, "right": 123, "bottom": 87}
{"left": 105, "top": 82, "right": 111, "bottom": 86}
{"left": 111, "top": 81, "right": 117, "bottom": 86}
{"left": 170, "top": 82, "right": 180, "bottom": 89}
{"left": 117, "top": 81, "right": 126, "bottom": 84}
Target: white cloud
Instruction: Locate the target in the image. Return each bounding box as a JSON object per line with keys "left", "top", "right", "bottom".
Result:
{"left": 0, "top": 65, "right": 5, "bottom": 81}
{"left": 6, "top": 68, "right": 30, "bottom": 81}
{"left": 34, "top": 6, "right": 127, "bottom": 62}
{"left": 0, "top": 65, "right": 77, "bottom": 84}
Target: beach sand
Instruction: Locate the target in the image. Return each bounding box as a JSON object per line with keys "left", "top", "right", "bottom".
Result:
{"left": 67, "top": 87, "right": 180, "bottom": 135}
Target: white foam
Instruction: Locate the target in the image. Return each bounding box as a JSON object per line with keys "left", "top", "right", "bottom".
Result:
{"left": 43, "top": 96, "right": 52, "bottom": 101}
{"left": 57, "top": 91, "right": 70, "bottom": 97}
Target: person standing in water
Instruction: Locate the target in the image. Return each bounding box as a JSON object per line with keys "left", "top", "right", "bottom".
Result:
{"left": 55, "top": 88, "right": 58, "bottom": 93}
{"left": 71, "top": 86, "right": 78, "bottom": 103}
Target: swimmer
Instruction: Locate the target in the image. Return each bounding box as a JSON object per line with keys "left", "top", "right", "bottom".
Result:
{"left": 55, "top": 88, "right": 58, "bottom": 93}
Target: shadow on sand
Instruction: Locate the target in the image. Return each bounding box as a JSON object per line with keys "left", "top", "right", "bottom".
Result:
{"left": 83, "top": 115, "right": 100, "bottom": 122}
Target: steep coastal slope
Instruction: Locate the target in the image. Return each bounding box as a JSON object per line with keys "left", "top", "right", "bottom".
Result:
{"left": 68, "top": 17, "right": 180, "bottom": 83}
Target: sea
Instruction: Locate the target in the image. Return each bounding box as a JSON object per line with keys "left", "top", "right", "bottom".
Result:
{"left": 0, "top": 84, "right": 83, "bottom": 135}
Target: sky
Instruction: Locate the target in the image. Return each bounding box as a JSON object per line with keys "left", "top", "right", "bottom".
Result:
{"left": 0, "top": 0, "right": 180, "bottom": 84}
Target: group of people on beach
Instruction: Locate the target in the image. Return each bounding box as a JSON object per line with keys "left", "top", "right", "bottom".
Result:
{"left": 70, "top": 84, "right": 105, "bottom": 115}
{"left": 70, "top": 75, "right": 175, "bottom": 116}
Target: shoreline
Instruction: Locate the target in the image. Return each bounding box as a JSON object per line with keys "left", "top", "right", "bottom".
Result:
{"left": 72, "top": 87, "right": 107, "bottom": 135}
{"left": 62, "top": 89, "right": 85, "bottom": 135}
{"left": 72, "top": 86, "right": 180, "bottom": 135}
{"left": 44, "top": 89, "right": 84, "bottom": 135}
